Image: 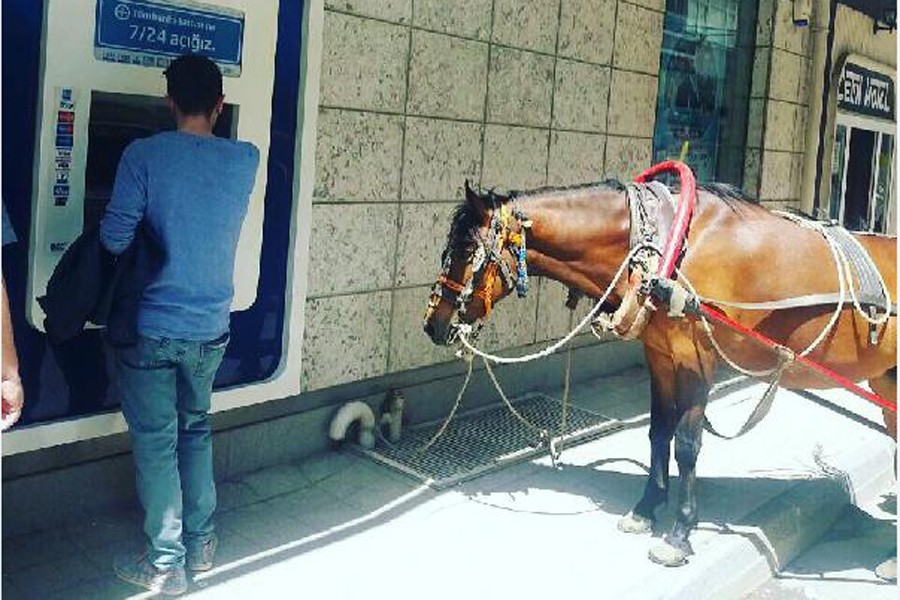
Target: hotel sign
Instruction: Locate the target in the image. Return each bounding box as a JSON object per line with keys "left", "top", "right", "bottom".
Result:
{"left": 837, "top": 60, "right": 894, "bottom": 120}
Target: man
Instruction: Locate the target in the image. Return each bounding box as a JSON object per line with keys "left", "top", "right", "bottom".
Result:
{"left": 2, "top": 202, "right": 24, "bottom": 430}
{"left": 102, "top": 54, "right": 259, "bottom": 596}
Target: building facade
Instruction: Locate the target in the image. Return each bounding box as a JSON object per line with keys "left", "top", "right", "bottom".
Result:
{"left": 2, "top": 0, "right": 896, "bottom": 535}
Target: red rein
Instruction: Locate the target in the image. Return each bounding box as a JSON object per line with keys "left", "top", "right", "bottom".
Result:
{"left": 636, "top": 160, "right": 896, "bottom": 415}
{"left": 635, "top": 159, "right": 697, "bottom": 279}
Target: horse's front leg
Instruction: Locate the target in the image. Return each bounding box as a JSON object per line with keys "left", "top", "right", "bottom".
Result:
{"left": 649, "top": 371, "right": 710, "bottom": 567}
{"left": 619, "top": 349, "right": 678, "bottom": 534}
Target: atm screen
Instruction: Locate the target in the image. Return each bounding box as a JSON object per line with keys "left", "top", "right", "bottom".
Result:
{"left": 84, "top": 91, "right": 237, "bottom": 230}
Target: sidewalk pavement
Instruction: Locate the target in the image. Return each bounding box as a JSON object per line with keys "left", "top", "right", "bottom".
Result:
{"left": 2, "top": 366, "right": 896, "bottom": 599}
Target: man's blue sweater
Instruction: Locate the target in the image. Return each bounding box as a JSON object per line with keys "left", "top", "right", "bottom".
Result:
{"left": 100, "top": 130, "right": 259, "bottom": 341}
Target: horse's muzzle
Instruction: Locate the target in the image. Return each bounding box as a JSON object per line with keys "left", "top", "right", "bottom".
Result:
{"left": 425, "top": 314, "right": 464, "bottom": 346}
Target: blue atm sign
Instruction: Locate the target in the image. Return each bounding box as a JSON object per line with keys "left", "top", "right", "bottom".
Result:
{"left": 94, "top": 0, "right": 244, "bottom": 76}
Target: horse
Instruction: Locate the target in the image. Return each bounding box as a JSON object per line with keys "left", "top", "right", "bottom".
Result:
{"left": 422, "top": 178, "right": 897, "bottom": 567}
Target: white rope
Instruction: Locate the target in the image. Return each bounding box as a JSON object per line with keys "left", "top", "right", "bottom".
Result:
{"left": 482, "top": 357, "right": 547, "bottom": 438}
{"left": 675, "top": 212, "right": 891, "bottom": 378}
{"left": 456, "top": 243, "right": 651, "bottom": 364}
{"left": 417, "top": 353, "right": 475, "bottom": 453}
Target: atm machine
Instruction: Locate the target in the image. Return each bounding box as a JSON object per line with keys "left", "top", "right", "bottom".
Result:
{"left": 28, "top": 0, "right": 278, "bottom": 326}
{"left": 3, "top": 0, "right": 311, "bottom": 454}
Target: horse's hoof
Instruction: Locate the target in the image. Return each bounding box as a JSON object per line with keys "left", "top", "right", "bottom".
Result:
{"left": 617, "top": 512, "right": 653, "bottom": 534}
{"left": 648, "top": 541, "right": 689, "bottom": 567}
{"left": 875, "top": 557, "right": 897, "bottom": 581}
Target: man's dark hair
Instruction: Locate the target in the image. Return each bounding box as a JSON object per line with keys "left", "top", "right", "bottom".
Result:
{"left": 164, "top": 54, "right": 223, "bottom": 116}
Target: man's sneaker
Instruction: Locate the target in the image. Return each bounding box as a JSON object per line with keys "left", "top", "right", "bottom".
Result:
{"left": 114, "top": 553, "right": 187, "bottom": 596}
{"left": 186, "top": 533, "right": 218, "bottom": 572}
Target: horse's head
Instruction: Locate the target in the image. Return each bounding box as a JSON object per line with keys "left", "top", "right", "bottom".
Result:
{"left": 423, "top": 182, "right": 532, "bottom": 345}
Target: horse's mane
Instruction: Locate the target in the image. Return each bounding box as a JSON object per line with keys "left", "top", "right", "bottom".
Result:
{"left": 696, "top": 182, "right": 759, "bottom": 206}
{"left": 448, "top": 179, "right": 758, "bottom": 253}
{"left": 447, "top": 180, "right": 627, "bottom": 254}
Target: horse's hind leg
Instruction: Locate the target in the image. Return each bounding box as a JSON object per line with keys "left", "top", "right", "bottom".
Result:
{"left": 870, "top": 368, "right": 897, "bottom": 439}
{"left": 619, "top": 348, "right": 678, "bottom": 534}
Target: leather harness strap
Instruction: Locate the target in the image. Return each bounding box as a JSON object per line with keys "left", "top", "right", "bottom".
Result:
{"left": 700, "top": 293, "right": 898, "bottom": 316}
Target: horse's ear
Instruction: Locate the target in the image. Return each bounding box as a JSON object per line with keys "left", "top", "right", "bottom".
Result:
{"left": 464, "top": 179, "right": 478, "bottom": 203}
{"left": 464, "top": 180, "right": 490, "bottom": 218}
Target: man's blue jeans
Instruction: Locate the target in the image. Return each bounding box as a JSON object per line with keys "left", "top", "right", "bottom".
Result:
{"left": 113, "top": 334, "right": 227, "bottom": 570}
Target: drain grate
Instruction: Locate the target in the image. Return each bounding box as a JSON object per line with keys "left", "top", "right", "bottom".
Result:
{"left": 353, "top": 394, "right": 621, "bottom": 489}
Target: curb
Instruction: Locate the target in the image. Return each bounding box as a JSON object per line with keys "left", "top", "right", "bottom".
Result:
{"left": 629, "top": 393, "right": 895, "bottom": 600}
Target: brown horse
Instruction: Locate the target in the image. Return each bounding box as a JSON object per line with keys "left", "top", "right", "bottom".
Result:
{"left": 423, "top": 180, "right": 897, "bottom": 567}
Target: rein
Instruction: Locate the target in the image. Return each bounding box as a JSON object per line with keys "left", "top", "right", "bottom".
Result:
{"left": 426, "top": 203, "right": 532, "bottom": 339}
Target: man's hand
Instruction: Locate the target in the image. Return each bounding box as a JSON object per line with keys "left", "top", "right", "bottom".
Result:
{"left": 1, "top": 374, "right": 23, "bottom": 430}
{"left": 2, "top": 276, "right": 23, "bottom": 430}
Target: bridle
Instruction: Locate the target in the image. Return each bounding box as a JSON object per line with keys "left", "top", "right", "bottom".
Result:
{"left": 425, "top": 202, "right": 532, "bottom": 340}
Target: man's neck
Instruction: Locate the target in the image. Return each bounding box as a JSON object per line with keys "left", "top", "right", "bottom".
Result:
{"left": 176, "top": 114, "right": 214, "bottom": 136}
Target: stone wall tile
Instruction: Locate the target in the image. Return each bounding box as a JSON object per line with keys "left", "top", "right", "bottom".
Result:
{"left": 607, "top": 70, "right": 658, "bottom": 138}
{"left": 476, "top": 290, "right": 540, "bottom": 350}
{"left": 389, "top": 287, "right": 457, "bottom": 371}
{"left": 558, "top": 0, "right": 617, "bottom": 65}
{"left": 325, "top": 0, "right": 411, "bottom": 23}
{"left": 402, "top": 118, "right": 482, "bottom": 201}
{"left": 408, "top": 31, "right": 489, "bottom": 120}
{"left": 414, "top": 0, "right": 492, "bottom": 40}
{"left": 488, "top": 47, "right": 555, "bottom": 127}
{"left": 547, "top": 131, "right": 606, "bottom": 186}
{"left": 553, "top": 60, "right": 610, "bottom": 132}
{"left": 769, "top": 49, "right": 801, "bottom": 103}
{"left": 763, "top": 100, "right": 797, "bottom": 152}
{"left": 797, "top": 56, "right": 810, "bottom": 103}
{"left": 492, "top": 0, "right": 559, "bottom": 53}
{"left": 757, "top": 0, "right": 775, "bottom": 47}
{"left": 535, "top": 278, "right": 594, "bottom": 342}
{"left": 790, "top": 152, "right": 804, "bottom": 202}
{"left": 302, "top": 292, "right": 391, "bottom": 390}
{"left": 320, "top": 12, "right": 409, "bottom": 112}
{"left": 759, "top": 150, "right": 793, "bottom": 201}
{"left": 395, "top": 203, "right": 459, "bottom": 287}
{"left": 793, "top": 106, "right": 808, "bottom": 153}
{"left": 482, "top": 125, "right": 549, "bottom": 190}
{"left": 746, "top": 98, "right": 766, "bottom": 150}
{"left": 314, "top": 109, "right": 404, "bottom": 201}
{"left": 743, "top": 148, "right": 762, "bottom": 198}
{"left": 627, "top": 0, "right": 665, "bottom": 11}
{"left": 308, "top": 204, "right": 398, "bottom": 296}
{"left": 751, "top": 47, "right": 770, "bottom": 99}
{"left": 773, "top": 0, "right": 809, "bottom": 55}
{"left": 613, "top": 2, "right": 664, "bottom": 75}
{"left": 604, "top": 136, "right": 652, "bottom": 182}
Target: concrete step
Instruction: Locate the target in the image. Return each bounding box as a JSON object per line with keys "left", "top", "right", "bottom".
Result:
{"left": 743, "top": 486, "right": 896, "bottom": 600}
{"left": 574, "top": 382, "right": 897, "bottom": 600}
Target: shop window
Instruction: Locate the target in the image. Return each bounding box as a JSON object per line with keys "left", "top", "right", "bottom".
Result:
{"left": 652, "top": 0, "right": 758, "bottom": 185}
{"left": 831, "top": 120, "right": 895, "bottom": 233}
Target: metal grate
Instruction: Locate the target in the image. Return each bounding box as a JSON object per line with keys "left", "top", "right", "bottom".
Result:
{"left": 353, "top": 394, "right": 621, "bottom": 489}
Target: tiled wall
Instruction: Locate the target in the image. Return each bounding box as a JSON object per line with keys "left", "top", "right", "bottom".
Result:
{"left": 745, "top": 0, "right": 813, "bottom": 208}
{"left": 302, "top": 0, "right": 665, "bottom": 391}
